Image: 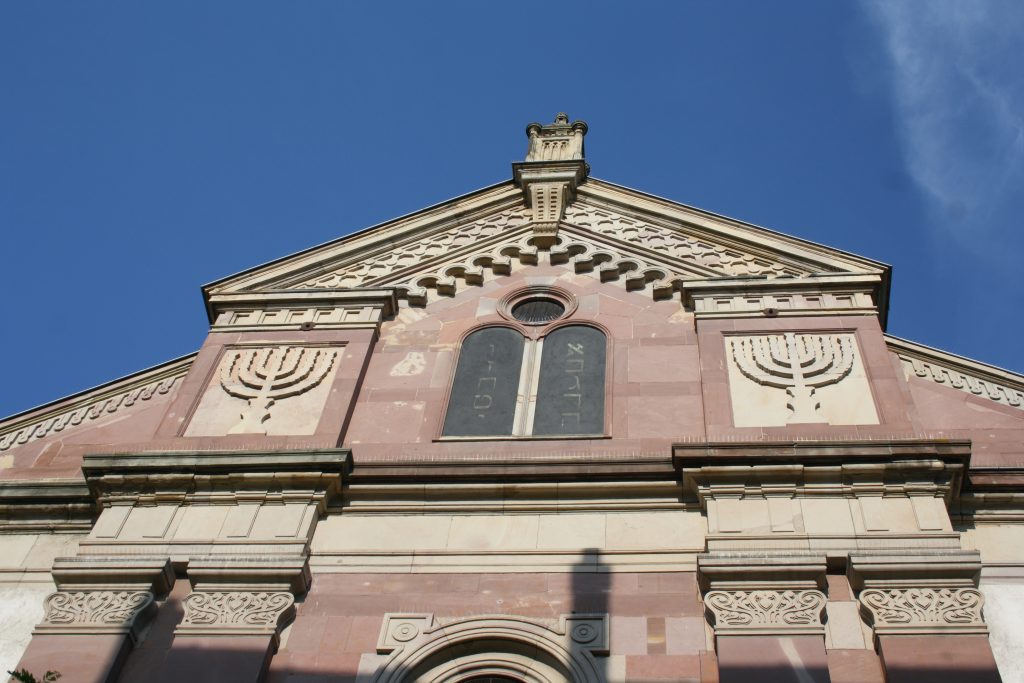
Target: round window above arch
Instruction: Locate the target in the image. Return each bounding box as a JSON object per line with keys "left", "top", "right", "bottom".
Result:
{"left": 498, "top": 286, "right": 577, "bottom": 326}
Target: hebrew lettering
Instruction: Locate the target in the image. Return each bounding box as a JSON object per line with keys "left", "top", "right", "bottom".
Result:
{"left": 533, "top": 326, "right": 606, "bottom": 436}
{"left": 442, "top": 327, "right": 525, "bottom": 437}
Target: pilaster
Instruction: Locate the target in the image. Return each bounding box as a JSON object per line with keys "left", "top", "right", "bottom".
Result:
{"left": 848, "top": 550, "right": 1002, "bottom": 683}
{"left": 699, "top": 552, "right": 831, "bottom": 683}
{"left": 16, "top": 557, "right": 174, "bottom": 683}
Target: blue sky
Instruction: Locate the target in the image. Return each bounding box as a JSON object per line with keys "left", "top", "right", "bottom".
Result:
{"left": 1, "top": 1, "right": 1022, "bottom": 418}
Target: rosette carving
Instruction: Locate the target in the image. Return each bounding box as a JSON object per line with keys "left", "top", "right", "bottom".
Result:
{"left": 42, "top": 590, "right": 153, "bottom": 627}
{"left": 859, "top": 588, "right": 985, "bottom": 633}
{"left": 181, "top": 591, "right": 295, "bottom": 630}
{"left": 704, "top": 589, "right": 826, "bottom": 634}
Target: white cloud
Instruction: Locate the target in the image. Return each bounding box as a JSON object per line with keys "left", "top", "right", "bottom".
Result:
{"left": 861, "top": 0, "right": 1024, "bottom": 247}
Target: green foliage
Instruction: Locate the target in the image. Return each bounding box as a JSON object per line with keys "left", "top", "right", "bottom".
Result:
{"left": 7, "top": 669, "right": 61, "bottom": 683}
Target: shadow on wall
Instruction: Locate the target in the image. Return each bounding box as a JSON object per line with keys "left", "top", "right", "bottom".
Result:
{"left": 69, "top": 555, "right": 1001, "bottom": 683}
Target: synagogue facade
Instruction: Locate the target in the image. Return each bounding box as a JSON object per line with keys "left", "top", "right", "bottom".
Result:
{"left": 1, "top": 115, "right": 1022, "bottom": 683}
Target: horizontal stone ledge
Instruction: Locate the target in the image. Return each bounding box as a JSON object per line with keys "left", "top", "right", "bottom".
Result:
{"left": 673, "top": 438, "right": 972, "bottom": 466}
{"left": 82, "top": 448, "right": 351, "bottom": 476}
{"left": 349, "top": 453, "right": 676, "bottom": 484}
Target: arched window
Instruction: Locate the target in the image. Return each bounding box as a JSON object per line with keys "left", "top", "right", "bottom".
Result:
{"left": 442, "top": 324, "right": 606, "bottom": 438}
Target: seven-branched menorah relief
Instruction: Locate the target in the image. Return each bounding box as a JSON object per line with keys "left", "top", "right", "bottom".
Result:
{"left": 728, "top": 333, "right": 856, "bottom": 423}
{"left": 219, "top": 346, "right": 337, "bottom": 434}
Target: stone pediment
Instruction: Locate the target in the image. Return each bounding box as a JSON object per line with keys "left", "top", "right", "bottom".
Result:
{"left": 204, "top": 178, "right": 889, "bottom": 314}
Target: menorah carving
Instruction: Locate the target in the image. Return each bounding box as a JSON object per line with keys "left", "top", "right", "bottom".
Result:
{"left": 729, "top": 333, "right": 856, "bottom": 423}
{"left": 219, "top": 346, "right": 337, "bottom": 434}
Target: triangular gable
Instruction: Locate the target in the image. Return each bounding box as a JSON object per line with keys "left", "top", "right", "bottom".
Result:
{"left": 204, "top": 178, "right": 890, "bottom": 313}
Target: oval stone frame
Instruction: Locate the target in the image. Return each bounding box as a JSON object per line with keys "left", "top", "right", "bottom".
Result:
{"left": 497, "top": 286, "right": 578, "bottom": 326}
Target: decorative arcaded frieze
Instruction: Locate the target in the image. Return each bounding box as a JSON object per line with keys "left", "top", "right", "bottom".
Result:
{"left": 0, "top": 358, "right": 191, "bottom": 451}
{"left": 704, "top": 589, "right": 827, "bottom": 636}
{"left": 35, "top": 590, "right": 154, "bottom": 642}
{"left": 178, "top": 591, "right": 295, "bottom": 635}
{"left": 292, "top": 207, "right": 529, "bottom": 290}
{"left": 563, "top": 203, "right": 811, "bottom": 278}
{"left": 859, "top": 587, "right": 986, "bottom": 636}
{"left": 889, "top": 337, "right": 1024, "bottom": 411}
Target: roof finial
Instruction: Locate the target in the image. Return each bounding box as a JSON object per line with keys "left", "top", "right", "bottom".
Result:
{"left": 513, "top": 114, "right": 590, "bottom": 248}
{"left": 525, "top": 113, "right": 588, "bottom": 162}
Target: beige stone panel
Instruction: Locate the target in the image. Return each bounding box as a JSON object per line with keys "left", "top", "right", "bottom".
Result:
{"left": 23, "top": 534, "right": 80, "bottom": 570}
{"left": 605, "top": 654, "right": 627, "bottom": 683}
{"left": 768, "top": 498, "right": 797, "bottom": 532}
{"left": 445, "top": 514, "right": 540, "bottom": 551}
{"left": 537, "top": 513, "right": 606, "bottom": 549}
{"left": 0, "top": 535, "right": 37, "bottom": 569}
{"left": 174, "top": 505, "right": 229, "bottom": 540}
{"left": 856, "top": 496, "right": 888, "bottom": 532}
{"left": 876, "top": 497, "right": 918, "bottom": 533}
{"left": 605, "top": 511, "right": 705, "bottom": 550}
{"left": 252, "top": 503, "right": 307, "bottom": 538}
{"left": 800, "top": 498, "right": 855, "bottom": 535}
{"left": 961, "top": 525, "right": 1024, "bottom": 563}
{"left": 0, "top": 581, "right": 55, "bottom": 677}
{"left": 980, "top": 583, "right": 1024, "bottom": 683}
{"left": 185, "top": 348, "right": 340, "bottom": 436}
{"left": 726, "top": 335, "right": 879, "bottom": 427}
{"left": 717, "top": 498, "right": 772, "bottom": 534}
{"left": 910, "top": 495, "right": 950, "bottom": 531}
{"left": 90, "top": 504, "right": 131, "bottom": 539}
{"left": 120, "top": 504, "right": 178, "bottom": 539}
{"left": 825, "top": 602, "right": 867, "bottom": 649}
{"left": 311, "top": 514, "right": 453, "bottom": 552}
{"left": 221, "top": 503, "right": 260, "bottom": 538}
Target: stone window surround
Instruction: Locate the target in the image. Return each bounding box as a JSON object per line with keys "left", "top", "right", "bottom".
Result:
{"left": 436, "top": 317, "right": 612, "bottom": 441}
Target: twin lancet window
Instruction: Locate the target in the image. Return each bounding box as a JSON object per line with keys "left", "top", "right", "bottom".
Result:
{"left": 442, "top": 294, "right": 606, "bottom": 438}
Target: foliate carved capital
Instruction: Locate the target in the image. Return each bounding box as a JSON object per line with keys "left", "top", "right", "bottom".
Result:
{"left": 178, "top": 590, "right": 295, "bottom": 636}
{"left": 859, "top": 587, "right": 986, "bottom": 636}
{"left": 35, "top": 590, "right": 155, "bottom": 643}
{"left": 704, "top": 589, "right": 826, "bottom": 636}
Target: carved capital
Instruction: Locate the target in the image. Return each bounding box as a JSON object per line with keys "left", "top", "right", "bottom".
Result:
{"left": 704, "top": 589, "right": 826, "bottom": 637}
{"left": 859, "top": 587, "right": 987, "bottom": 636}
{"left": 34, "top": 590, "right": 155, "bottom": 643}
{"left": 178, "top": 590, "right": 295, "bottom": 637}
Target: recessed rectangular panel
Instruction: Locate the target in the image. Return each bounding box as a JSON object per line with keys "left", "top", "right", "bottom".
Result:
{"left": 532, "top": 326, "right": 606, "bottom": 436}
{"left": 442, "top": 327, "right": 525, "bottom": 437}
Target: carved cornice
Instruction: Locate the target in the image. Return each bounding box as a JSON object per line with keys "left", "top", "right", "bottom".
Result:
{"left": 51, "top": 556, "right": 175, "bottom": 595}
{"left": 887, "top": 335, "right": 1024, "bottom": 411}
{"left": 847, "top": 550, "right": 982, "bottom": 591}
{"left": 0, "top": 355, "right": 193, "bottom": 452}
{"left": 859, "top": 587, "right": 986, "bottom": 636}
{"left": 81, "top": 448, "right": 350, "bottom": 509}
{"left": 957, "top": 468, "right": 1024, "bottom": 523}
{"left": 704, "top": 589, "right": 827, "bottom": 637}
{"left": 34, "top": 590, "right": 155, "bottom": 643}
{"left": 0, "top": 479, "right": 96, "bottom": 532}
{"left": 207, "top": 288, "right": 398, "bottom": 331}
{"left": 674, "top": 439, "right": 971, "bottom": 507}
{"left": 682, "top": 274, "right": 882, "bottom": 320}
{"left": 697, "top": 552, "right": 827, "bottom": 592}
